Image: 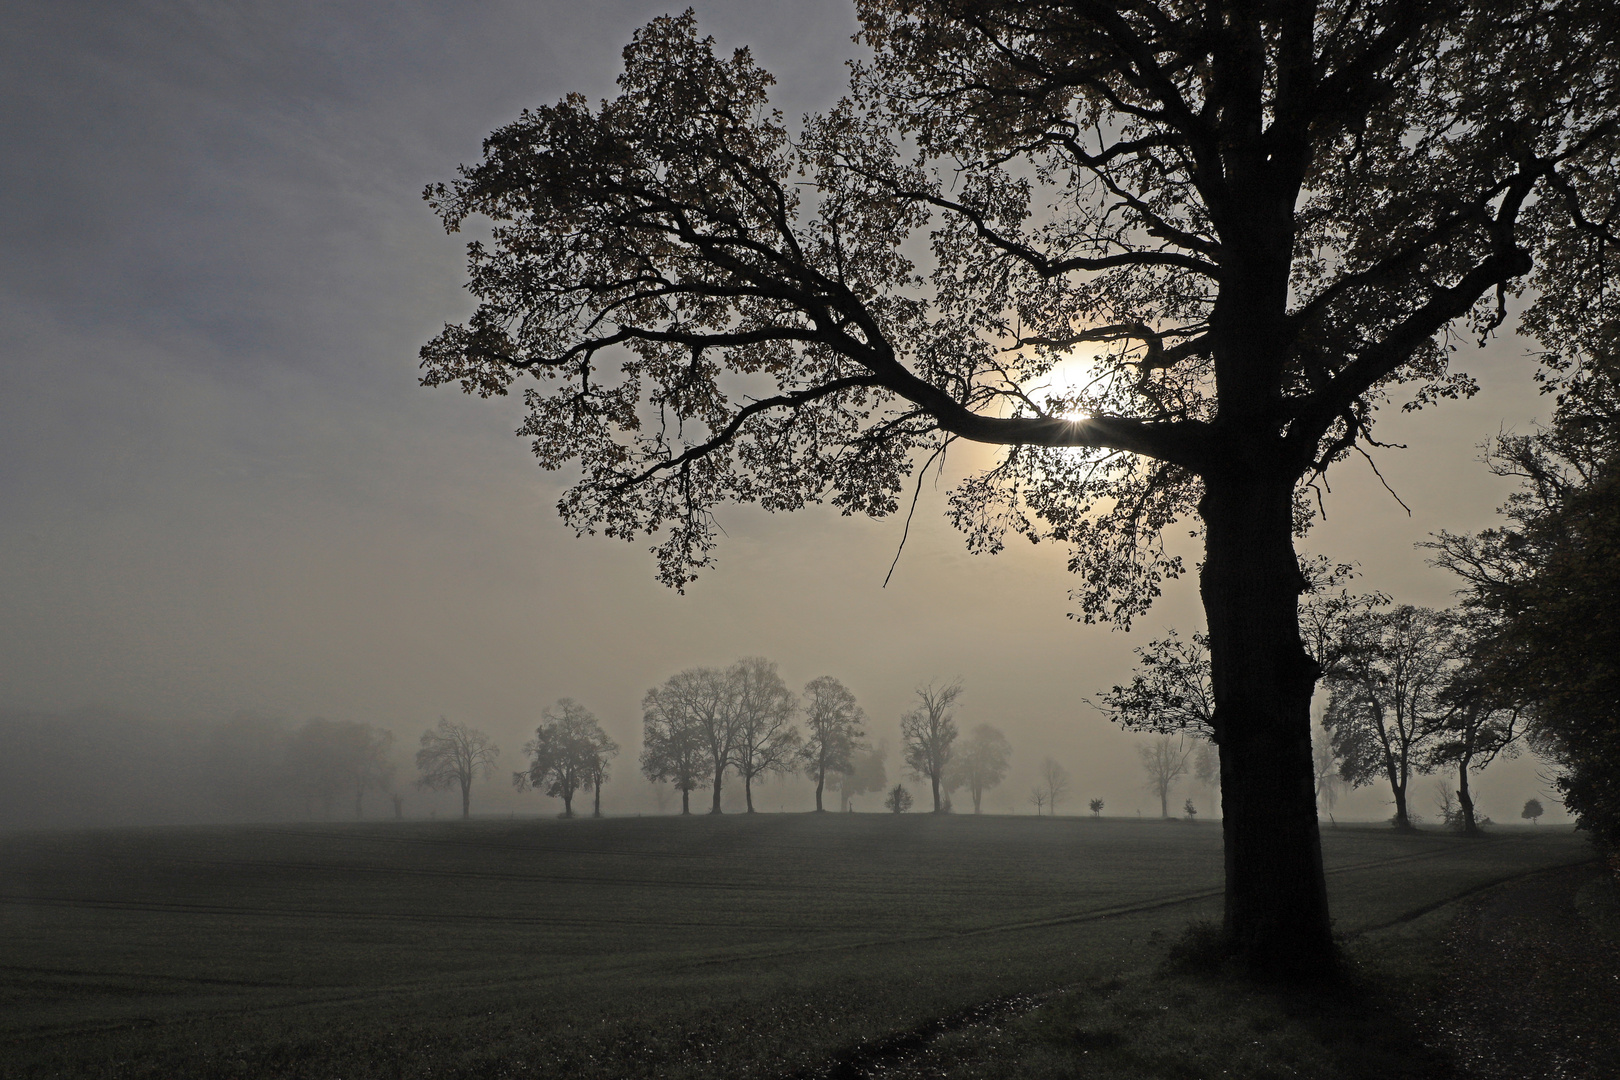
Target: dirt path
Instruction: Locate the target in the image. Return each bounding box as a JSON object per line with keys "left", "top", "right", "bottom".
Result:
{"left": 1418, "top": 862, "right": 1620, "bottom": 1080}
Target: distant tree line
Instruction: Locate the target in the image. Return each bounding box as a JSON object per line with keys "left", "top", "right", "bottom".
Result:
{"left": 1096, "top": 571, "right": 1539, "bottom": 834}
{"left": 0, "top": 710, "right": 411, "bottom": 828}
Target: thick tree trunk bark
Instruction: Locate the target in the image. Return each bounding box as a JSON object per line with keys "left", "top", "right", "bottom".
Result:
{"left": 681, "top": 788, "right": 690, "bottom": 814}
{"left": 814, "top": 766, "right": 825, "bottom": 812}
{"left": 562, "top": 792, "right": 573, "bottom": 818}
{"left": 931, "top": 774, "right": 941, "bottom": 812}
{"left": 593, "top": 783, "right": 602, "bottom": 818}
{"left": 745, "top": 773, "right": 755, "bottom": 813}
{"left": 1160, "top": 788, "right": 1170, "bottom": 819}
{"left": 460, "top": 780, "right": 470, "bottom": 820}
{"left": 710, "top": 764, "right": 724, "bottom": 814}
{"left": 1201, "top": 473, "right": 1336, "bottom": 979}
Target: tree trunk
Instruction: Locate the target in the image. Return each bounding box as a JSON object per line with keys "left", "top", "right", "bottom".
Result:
{"left": 562, "top": 791, "right": 573, "bottom": 818}
{"left": 1160, "top": 787, "right": 1170, "bottom": 819}
{"left": 710, "top": 763, "right": 724, "bottom": 814}
{"left": 1457, "top": 759, "right": 1479, "bottom": 836}
{"left": 931, "top": 773, "right": 941, "bottom": 812}
{"left": 681, "top": 787, "right": 690, "bottom": 815}
{"left": 1201, "top": 472, "right": 1336, "bottom": 979}
{"left": 1390, "top": 774, "right": 1410, "bottom": 830}
{"left": 972, "top": 785, "right": 982, "bottom": 814}
{"left": 593, "top": 782, "right": 602, "bottom": 819}
{"left": 460, "top": 779, "right": 470, "bottom": 820}
{"left": 745, "top": 773, "right": 755, "bottom": 813}
{"left": 814, "top": 766, "right": 825, "bottom": 812}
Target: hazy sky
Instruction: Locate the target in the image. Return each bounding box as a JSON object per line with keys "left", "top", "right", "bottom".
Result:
{"left": 0, "top": 1, "right": 1566, "bottom": 822}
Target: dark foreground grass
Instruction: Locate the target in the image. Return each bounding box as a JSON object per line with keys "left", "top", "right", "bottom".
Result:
{"left": 0, "top": 815, "right": 1590, "bottom": 1079}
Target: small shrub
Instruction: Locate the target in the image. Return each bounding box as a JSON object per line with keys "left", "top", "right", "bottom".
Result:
{"left": 884, "top": 784, "right": 913, "bottom": 813}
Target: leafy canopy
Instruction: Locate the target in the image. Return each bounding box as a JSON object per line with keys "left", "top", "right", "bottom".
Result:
{"left": 424, "top": 2, "right": 1617, "bottom": 624}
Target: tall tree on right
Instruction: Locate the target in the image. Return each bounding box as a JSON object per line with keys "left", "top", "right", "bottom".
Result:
{"left": 901, "top": 681, "right": 963, "bottom": 813}
{"left": 423, "top": 2, "right": 1618, "bottom": 975}
{"left": 1428, "top": 348, "right": 1620, "bottom": 850}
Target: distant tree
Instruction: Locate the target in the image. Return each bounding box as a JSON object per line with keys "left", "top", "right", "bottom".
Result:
{"left": 1139, "top": 735, "right": 1193, "bottom": 819}
{"left": 1089, "top": 798, "right": 1104, "bottom": 818}
{"left": 728, "top": 658, "right": 801, "bottom": 813}
{"left": 676, "top": 667, "right": 744, "bottom": 815}
{"left": 517, "top": 699, "right": 617, "bottom": 818}
{"left": 884, "top": 784, "right": 913, "bottom": 814}
{"left": 832, "top": 740, "right": 888, "bottom": 812}
{"left": 582, "top": 721, "right": 620, "bottom": 819}
{"left": 288, "top": 719, "right": 395, "bottom": 819}
{"left": 901, "top": 680, "right": 962, "bottom": 813}
{"left": 1312, "top": 734, "right": 1342, "bottom": 824}
{"left": 1192, "top": 739, "right": 1219, "bottom": 810}
{"left": 641, "top": 678, "right": 709, "bottom": 814}
{"left": 800, "top": 676, "right": 866, "bottom": 812}
{"left": 390, "top": 792, "right": 405, "bottom": 820}
{"left": 1419, "top": 626, "right": 1526, "bottom": 836}
{"left": 1433, "top": 782, "right": 1462, "bottom": 831}
{"left": 1039, "top": 757, "right": 1071, "bottom": 816}
{"left": 1322, "top": 605, "right": 1451, "bottom": 830}
{"left": 1028, "top": 787, "right": 1047, "bottom": 817}
{"left": 945, "top": 724, "right": 1012, "bottom": 813}
{"left": 415, "top": 717, "right": 500, "bottom": 819}
{"left": 1523, "top": 798, "right": 1545, "bottom": 825}
{"left": 1185, "top": 798, "right": 1199, "bottom": 822}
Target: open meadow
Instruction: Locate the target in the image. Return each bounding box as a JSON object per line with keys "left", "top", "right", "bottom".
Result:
{"left": 0, "top": 815, "right": 1595, "bottom": 1079}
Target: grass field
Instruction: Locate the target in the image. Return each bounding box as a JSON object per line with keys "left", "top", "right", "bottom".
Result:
{"left": 0, "top": 815, "right": 1592, "bottom": 1078}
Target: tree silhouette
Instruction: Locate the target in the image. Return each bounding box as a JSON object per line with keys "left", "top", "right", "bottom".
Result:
{"left": 945, "top": 724, "right": 1011, "bottom": 813}
{"left": 1321, "top": 605, "right": 1450, "bottom": 830}
{"left": 1139, "top": 735, "right": 1193, "bottom": 819}
{"left": 884, "top": 784, "right": 913, "bottom": 814}
{"left": 1040, "top": 757, "right": 1072, "bottom": 816}
{"left": 518, "top": 699, "right": 617, "bottom": 818}
{"left": 901, "top": 680, "right": 962, "bottom": 812}
{"left": 423, "top": 3, "right": 1619, "bottom": 975}
{"left": 415, "top": 718, "right": 499, "bottom": 819}
{"left": 801, "top": 676, "right": 866, "bottom": 812}
{"left": 728, "top": 658, "right": 801, "bottom": 813}
{"left": 641, "top": 676, "right": 710, "bottom": 814}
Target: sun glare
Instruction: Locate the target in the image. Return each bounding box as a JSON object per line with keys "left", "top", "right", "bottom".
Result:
{"left": 1039, "top": 352, "right": 1106, "bottom": 421}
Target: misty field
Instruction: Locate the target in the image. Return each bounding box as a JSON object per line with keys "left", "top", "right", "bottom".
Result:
{"left": 0, "top": 815, "right": 1590, "bottom": 1079}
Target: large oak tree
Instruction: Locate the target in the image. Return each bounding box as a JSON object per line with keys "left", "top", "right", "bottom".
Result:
{"left": 423, "top": 2, "right": 1617, "bottom": 975}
